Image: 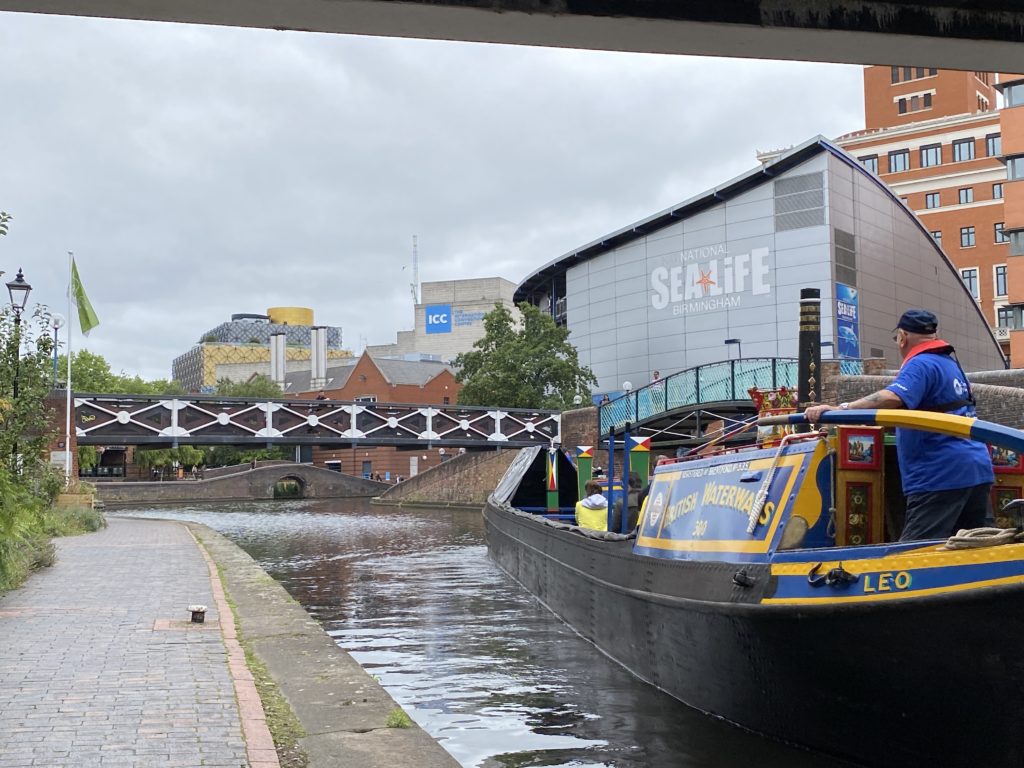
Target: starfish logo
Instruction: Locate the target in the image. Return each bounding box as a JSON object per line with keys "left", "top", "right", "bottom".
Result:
{"left": 695, "top": 269, "right": 716, "bottom": 295}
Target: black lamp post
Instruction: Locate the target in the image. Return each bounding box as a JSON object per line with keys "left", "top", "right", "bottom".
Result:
{"left": 724, "top": 338, "right": 743, "bottom": 360}
{"left": 6, "top": 268, "right": 32, "bottom": 400}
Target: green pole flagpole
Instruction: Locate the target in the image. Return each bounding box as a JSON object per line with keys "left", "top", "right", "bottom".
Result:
{"left": 576, "top": 446, "right": 593, "bottom": 500}
{"left": 629, "top": 435, "right": 652, "bottom": 490}
{"left": 546, "top": 446, "right": 559, "bottom": 512}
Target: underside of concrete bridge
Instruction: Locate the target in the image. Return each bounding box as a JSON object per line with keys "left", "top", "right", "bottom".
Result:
{"left": 1, "top": 1, "right": 1022, "bottom": 70}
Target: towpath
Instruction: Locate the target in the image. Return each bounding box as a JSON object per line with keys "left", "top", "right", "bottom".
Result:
{"left": 0, "top": 516, "right": 459, "bottom": 768}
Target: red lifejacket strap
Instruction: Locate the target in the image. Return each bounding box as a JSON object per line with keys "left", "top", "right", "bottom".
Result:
{"left": 901, "top": 339, "right": 954, "bottom": 368}
{"left": 898, "top": 338, "right": 976, "bottom": 412}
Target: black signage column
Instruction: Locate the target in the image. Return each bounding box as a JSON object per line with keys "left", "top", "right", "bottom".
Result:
{"left": 798, "top": 288, "right": 821, "bottom": 432}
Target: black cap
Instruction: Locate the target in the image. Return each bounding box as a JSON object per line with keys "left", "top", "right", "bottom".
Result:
{"left": 895, "top": 309, "right": 938, "bottom": 334}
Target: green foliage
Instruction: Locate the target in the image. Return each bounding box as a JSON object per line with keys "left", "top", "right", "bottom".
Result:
{"left": 385, "top": 708, "right": 413, "bottom": 729}
{"left": 135, "top": 445, "right": 205, "bottom": 471}
{"left": 214, "top": 375, "right": 283, "bottom": 398}
{"left": 454, "top": 302, "right": 597, "bottom": 410}
{"left": 78, "top": 445, "right": 98, "bottom": 472}
{"left": 58, "top": 349, "right": 186, "bottom": 395}
{"left": 200, "top": 444, "right": 291, "bottom": 469}
{"left": 0, "top": 211, "right": 10, "bottom": 237}
{"left": 200, "top": 333, "right": 217, "bottom": 343}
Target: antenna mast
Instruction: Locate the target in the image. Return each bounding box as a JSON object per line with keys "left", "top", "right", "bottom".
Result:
{"left": 410, "top": 235, "right": 420, "bottom": 306}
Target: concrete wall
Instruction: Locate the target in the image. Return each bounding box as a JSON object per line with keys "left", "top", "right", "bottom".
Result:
{"left": 376, "top": 448, "right": 517, "bottom": 506}
{"left": 97, "top": 464, "right": 387, "bottom": 505}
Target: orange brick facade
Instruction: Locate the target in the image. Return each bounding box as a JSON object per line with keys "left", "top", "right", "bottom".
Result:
{"left": 841, "top": 67, "right": 1020, "bottom": 363}
{"left": 298, "top": 353, "right": 464, "bottom": 481}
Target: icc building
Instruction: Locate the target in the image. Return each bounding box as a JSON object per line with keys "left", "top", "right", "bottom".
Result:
{"left": 516, "top": 136, "right": 1006, "bottom": 396}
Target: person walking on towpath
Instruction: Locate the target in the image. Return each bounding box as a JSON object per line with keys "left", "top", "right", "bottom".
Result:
{"left": 804, "top": 308, "right": 993, "bottom": 541}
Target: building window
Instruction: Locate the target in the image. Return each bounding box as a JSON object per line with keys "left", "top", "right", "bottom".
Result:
{"left": 953, "top": 138, "right": 976, "bottom": 162}
{"left": 1005, "top": 82, "right": 1024, "bottom": 108}
{"left": 998, "top": 306, "right": 1016, "bottom": 329}
{"left": 859, "top": 155, "right": 878, "bottom": 174}
{"left": 354, "top": 395, "right": 377, "bottom": 403}
{"left": 1007, "top": 156, "right": 1024, "bottom": 181}
{"left": 961, "top": 226, "right": 976, "bottom": 248}
{"left": 959, "top": 187, "right": 974, "bottom": 204}
{"left": 931, "top": 230, "right": 942, "bottom": 247}
{"left": 996, "top": 265, "right": 1009, "bottom": 296}
{"left": 996, "top": 223, "right": 1009, "bottom": 244}
{"left": 920, "top": 144, "right": 941, "bottom": 167}
{"left": 925, "top": 192, "right": 940, "bottom": 209}
{"left": 987, "top": 133, "right": 1002, "bottom": 157}
{"left": 961, "top": 267, "right": 979, "bottom": 299}
{"left": 929, "top": 67, "right": 937, "bottom": 76}
{"left": 916, "top": 67, "right": 925, "bottom": 79}
{"left": 898, "top": 98, "right": 907, "bottom": 115}
{"left": 888, "top": 149, "right": 910, "bottom": 173}
{"left": 891, "top": 65, "right": 899, "bottom": 84}
{"left": 443, "top": 396, "right": 450, "bottom": 405}
{"left": 994, "top": 183, "right": 1004, "bottom": 199}
{"left": 1012, "top": 232, "right": 1024, "bottom": 257}
{"left": 924, "top": 92, "right": 933, "bottom": 108}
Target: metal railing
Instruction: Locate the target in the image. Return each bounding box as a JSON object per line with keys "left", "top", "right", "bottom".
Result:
{"left": 599, "top": 358, "right": 798, "bottom": 434}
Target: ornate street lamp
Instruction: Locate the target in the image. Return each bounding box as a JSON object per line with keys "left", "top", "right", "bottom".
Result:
{"left": 51, "top": 314, "right": 65, "bottom": 387}
{"left": 5, "top": 268, "right": 32, "bottom": 400}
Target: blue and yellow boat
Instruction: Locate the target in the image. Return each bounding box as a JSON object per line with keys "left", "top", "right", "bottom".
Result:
{"left": 484, "top": 408, "right": 1024, "bottom": 768}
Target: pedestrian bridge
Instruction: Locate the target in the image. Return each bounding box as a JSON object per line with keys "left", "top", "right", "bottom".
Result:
{"left": 74, "top": 394, "right": 560, "bottom": 448}
{"left": 598, "top": 357, "right": 869, "bottom": 443}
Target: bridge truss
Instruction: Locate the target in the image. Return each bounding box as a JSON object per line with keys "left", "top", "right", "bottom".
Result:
{"left": 74, "top": 394, "right": 561, "bottom": 448}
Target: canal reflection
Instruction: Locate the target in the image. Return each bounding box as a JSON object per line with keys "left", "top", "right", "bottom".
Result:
{"left": 114, "top": 500, "right": 860, "bottom": 768}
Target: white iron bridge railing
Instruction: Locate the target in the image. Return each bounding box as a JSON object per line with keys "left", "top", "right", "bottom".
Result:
{"left": 73, "top": 394, "right": 560, "bottom": 448}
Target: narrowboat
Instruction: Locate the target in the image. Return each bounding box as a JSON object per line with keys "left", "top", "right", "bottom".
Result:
{"left": 484, "top": 408, "right": 1024, "bottom": 768}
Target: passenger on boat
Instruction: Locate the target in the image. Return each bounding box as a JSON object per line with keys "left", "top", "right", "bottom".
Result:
{"left": 804, "top": 308, "right": 993, "bottom": 542}
{"left": 613, "top": 472, "right": 643, "bottom": 532}
{"left": 575, "top": 480, "right": 610, "bottom": 531}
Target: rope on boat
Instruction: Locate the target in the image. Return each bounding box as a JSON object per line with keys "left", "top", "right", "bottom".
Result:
{"left": 746, "top": 436, "right": 792, "bottom": 534}
{"left": 941, "top": 527, "right": 1024, "bottom": 549}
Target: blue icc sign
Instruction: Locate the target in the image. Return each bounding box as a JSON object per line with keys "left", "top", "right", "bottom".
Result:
{"left": 836, "top": 283, "right": 860, "bottom": 359}
{"left": 425, "top": 304, "right": 452, "bottom": 334}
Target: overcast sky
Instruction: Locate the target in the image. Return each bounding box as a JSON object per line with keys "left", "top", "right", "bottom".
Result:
{"left": 2, "top": 11, "right": 864, "bottom": 381}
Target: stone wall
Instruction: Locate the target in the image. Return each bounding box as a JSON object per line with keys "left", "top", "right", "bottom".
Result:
{"left": 837, "top": 375, "right": 1024, "bottom": 430}
{"left": 376, "top": 448, "right": 517, "bottom": 506}
{"left": 96, "top": 464, "right": 387, "bottom": 505}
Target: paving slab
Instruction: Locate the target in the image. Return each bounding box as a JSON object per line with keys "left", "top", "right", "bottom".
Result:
{"left": 0, "top": 518, "right": 250, "bottom": 768}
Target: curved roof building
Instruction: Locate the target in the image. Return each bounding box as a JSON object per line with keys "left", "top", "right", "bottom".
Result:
{"left": 516, "top": 137, "right": 1005, "bottom": 394}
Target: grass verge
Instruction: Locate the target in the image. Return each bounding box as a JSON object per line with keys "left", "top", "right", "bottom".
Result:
{"left": 0, "top": 505, "right": 107, "bottom": 594}
{"left": 209, "top": 551, "right": 309, "bottom": 768}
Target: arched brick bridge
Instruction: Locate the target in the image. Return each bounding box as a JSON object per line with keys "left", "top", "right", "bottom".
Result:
{"left": 96, "top": 463, "right": 389, "bottom": 506}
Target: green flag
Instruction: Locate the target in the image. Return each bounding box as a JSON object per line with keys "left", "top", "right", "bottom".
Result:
{"left": 70, "top": 257, "right": 100, "bottom": 336}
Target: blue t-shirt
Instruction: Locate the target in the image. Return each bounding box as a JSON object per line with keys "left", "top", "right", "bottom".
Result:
{"left": 885, "top": 352, "right": 993, "bottom": 495}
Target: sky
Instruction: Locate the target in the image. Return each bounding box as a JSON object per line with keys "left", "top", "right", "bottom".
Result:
{"left": 1, "top": 11, "right": 864, "bottom": 381}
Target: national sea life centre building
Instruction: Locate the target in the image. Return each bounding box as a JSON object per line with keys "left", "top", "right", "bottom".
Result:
{"left": 515, "top": 137, "right": 1006, "bottom": 396}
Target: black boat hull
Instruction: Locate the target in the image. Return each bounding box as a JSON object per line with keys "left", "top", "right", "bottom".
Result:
{"left": 484, "top": 498, "right": 1024, "bottom": 768}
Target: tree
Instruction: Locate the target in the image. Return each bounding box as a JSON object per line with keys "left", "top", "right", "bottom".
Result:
{"left": 214, "top": 375, "right": 283, "bottom": 398}
{"left": 454, "top": 302, "right": 596, "bottom": 410}
{"left": 57, "top": 350, "right": 186, "bottom": 395}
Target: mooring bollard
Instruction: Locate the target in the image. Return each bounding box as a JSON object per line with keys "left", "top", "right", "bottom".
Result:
{"left": 188, "top": 604, "right": 208, "bottom": 624}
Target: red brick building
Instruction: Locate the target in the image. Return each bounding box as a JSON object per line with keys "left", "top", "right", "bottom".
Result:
{"left": 292, "top": 352, "right": 463, "bottom": 480}
{"left": 834, "top": 67, "right": 1024, "bottom": 364}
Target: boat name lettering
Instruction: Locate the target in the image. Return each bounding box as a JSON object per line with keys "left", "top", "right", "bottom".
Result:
{"left": 862, "top": 571, "right": 912, "bottom": 593}
{"left": 650, "top": 248, "right": 772, "bottom": 314}
{"left": 661, "top": 492, "right": 699, "bottom": 529}
{"left": 701, "top": 481, "right": 756, "bottom": 515}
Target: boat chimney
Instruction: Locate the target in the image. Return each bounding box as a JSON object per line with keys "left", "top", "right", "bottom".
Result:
{"left": 797, "top": 288, "right": 821, "bottom": 433}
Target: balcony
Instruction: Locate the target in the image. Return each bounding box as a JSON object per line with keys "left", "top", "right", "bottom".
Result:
{"left": 993, "top": 326, "right": 1012, "bottom": 341}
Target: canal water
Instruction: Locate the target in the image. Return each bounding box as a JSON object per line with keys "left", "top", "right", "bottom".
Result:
{"left": 115, "top": 499, "right": 859, "bottom": 768}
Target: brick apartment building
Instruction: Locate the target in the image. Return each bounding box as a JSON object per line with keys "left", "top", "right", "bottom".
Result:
{"left": 836, "top": 66, "right": 1024, "bottom": 363}
{"left": 291, "top": 352, "right": 466, "bottom": 480}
